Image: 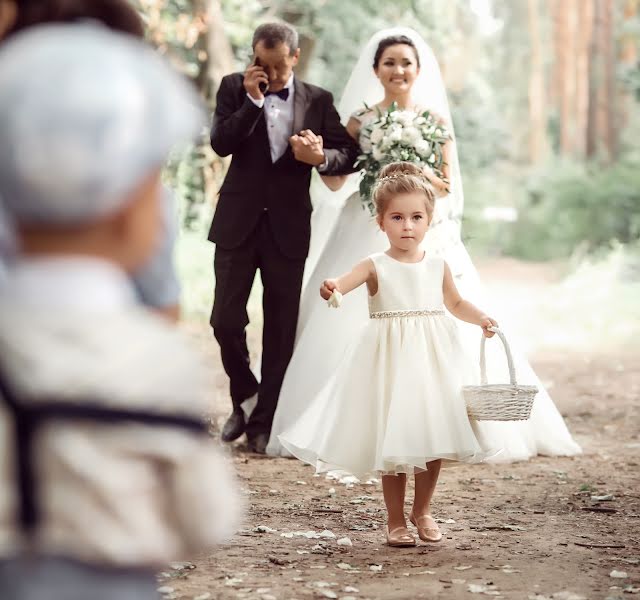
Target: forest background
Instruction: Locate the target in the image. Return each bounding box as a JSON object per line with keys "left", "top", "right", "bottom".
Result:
{"left": 132, "top": 0, "right": 640, "bottom": 326}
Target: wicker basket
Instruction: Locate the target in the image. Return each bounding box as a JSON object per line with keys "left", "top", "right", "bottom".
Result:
{"left": 464, "top": 327, "right": 538, "bottom": 421}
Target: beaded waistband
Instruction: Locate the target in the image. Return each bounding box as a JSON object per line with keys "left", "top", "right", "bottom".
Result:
{"left": 369, "top": 309, "right": 445, "bottom": 319}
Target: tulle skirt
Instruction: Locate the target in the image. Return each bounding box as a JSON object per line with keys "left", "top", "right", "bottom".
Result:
{"left": 279, "top": 314, "right": 498, "bottom": 478}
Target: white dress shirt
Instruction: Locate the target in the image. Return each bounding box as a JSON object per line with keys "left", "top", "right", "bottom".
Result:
{"left": 248, "top": 74, "right": 295, "bottom": 163}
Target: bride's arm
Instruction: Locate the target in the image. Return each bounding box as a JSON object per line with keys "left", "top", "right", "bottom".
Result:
{"left": 320, "top": 117, "right": 361, "bottom": 192}
{"left": 422, "top": 138, "right": 451, "bottom": 198}
{"left": 319, "top": 258, "right": 374, "bottom": 300}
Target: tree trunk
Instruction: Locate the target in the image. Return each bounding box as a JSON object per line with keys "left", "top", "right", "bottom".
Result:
{"left": 592, "top": 0, "right": 617, "bottom": 163}
{"left": 551, "top": 0, "right": 578, "bottom": 156}
{"left": 603, "top": 0, "right": 617, "bottom": 161}
{"left": 575, "top": 0, "right": 594, "bottom": 158}
{"left": 294, "top": 34, "right": 316, "bottom": 81}
{"left": 205, "top": 0, "right": 235, "bottom": 102}
{"left": 618, "top": 0, "right": 638, "bottom": 134}
{"left": 527, "top": 0, "right": 549, "bottom": 163}
{"left": 586, "top": 0, "right": 601, "bottom": 157}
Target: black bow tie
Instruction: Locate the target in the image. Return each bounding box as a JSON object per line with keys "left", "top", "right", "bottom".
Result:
{"left": 265, "top": 88, "right": 290, "bottom": 101}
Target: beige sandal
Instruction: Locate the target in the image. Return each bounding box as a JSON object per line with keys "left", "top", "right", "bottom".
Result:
{"left": 386, "top": 525, "right": 417, "bottom": 547}
{"left": 409, "top": 512, "right": 443, "bottom": 543}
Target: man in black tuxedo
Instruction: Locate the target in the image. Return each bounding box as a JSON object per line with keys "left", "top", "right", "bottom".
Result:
{"left": 209, "top": 22, "right": 358, "bottom": 454}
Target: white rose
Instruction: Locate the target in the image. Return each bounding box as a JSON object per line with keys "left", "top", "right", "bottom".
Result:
{"left": 370, "top": 127, "right": 384, "bottom": 144}
{"left": 396, "top": 111, "right": 416, "bottom": 127}
{"left": 360, "top": 135, "right": 372, "bottom": 153}
{"left": 414, "top": 139, "right": 431, "bottom": 157}
{"left": 372, "top": 146, "right": 385, "bottom": 161}
{"left": 387, "top": 125, "right": 402, "bottom": 142}
{"left": 415, "top": 116, "right": 426, "bottom": 125}
{"left": 401, "top": 126, "right": 421, "bottom": 145}
{"left": 378, "top": 136, "right": 390, "bottom": 151}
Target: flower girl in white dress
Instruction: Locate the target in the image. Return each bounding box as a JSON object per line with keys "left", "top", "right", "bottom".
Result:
{"left": 280, "top": 162, "right": 500, "bottom": 547}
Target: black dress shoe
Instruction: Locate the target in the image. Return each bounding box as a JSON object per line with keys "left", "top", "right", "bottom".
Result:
{"left": 247, "top": 432, "right": 269, "bottom": 455}
{"left": 221, "top": 410, "right": 246, "bottom": 442}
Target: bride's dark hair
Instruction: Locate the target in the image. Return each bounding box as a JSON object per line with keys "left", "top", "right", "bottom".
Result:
{"left": 373, "top": 35, "right": 420, "bottom": 69}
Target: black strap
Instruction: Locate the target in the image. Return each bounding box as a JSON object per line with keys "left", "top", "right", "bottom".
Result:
{"left": 0, "top": 363, "right": 208, "bottom": 538}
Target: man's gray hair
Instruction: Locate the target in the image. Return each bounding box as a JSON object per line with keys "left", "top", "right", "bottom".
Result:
{"left": 252, "top": 22, "right": 299, "bottom": 55}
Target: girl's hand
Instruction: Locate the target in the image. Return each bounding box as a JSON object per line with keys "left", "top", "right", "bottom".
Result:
{"left": 320, "top": 278, "right": 339, "bottom": 300}
{"left": 480, "top": 316, "right": 498, "bottom": 338}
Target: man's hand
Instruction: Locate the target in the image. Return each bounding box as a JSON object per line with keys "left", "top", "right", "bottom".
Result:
{"left": 243, "top": 63, "right": 268, "bottom": 101}
{"left": 290, "top": 129, "right": 326, "bottom": 166}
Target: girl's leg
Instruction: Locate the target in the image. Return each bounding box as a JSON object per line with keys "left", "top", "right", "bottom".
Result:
{"left": 412, "top": 459, "right": 442, "bottom": 516}
{"left": 410, "top": 460, "right": 443, "bottom": 542}
{"left": 381, "top": 473, "right": 407, "bottom": 530}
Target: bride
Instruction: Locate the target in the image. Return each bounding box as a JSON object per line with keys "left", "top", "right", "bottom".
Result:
{"left": 266, "top": 27, "right": 581, "bottom": 461}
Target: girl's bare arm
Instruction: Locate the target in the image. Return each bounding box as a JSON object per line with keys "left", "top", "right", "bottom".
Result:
{"left": 442, "top": 261, "right": 497, "bottom": 337}
{"left": 320, "top": 257, "right": 375, "bottom": 300}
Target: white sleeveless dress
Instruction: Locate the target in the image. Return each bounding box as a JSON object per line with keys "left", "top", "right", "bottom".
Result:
{"left": 278, "top": 252, "right": 497, "bottom": 478}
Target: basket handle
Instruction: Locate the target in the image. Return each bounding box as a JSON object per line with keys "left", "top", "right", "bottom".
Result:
{"left": 479, "top": 326, "right": 517, "bottom": 386}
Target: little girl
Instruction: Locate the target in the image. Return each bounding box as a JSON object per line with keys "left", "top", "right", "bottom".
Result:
{"left": 279, "top": 161, "right": 499, "bottom": 547}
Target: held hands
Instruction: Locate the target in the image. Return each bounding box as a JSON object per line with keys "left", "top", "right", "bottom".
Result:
{"left": 243, "top": 63, "right": 268, "bottom": 101}
{"left": 479, "top": 316, "right": 499, "bottom": 338}
{"left": 290, "top": 129, "right": 326, "bottom": 166}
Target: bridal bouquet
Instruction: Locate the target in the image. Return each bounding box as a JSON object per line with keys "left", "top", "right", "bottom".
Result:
{"left": 355, "top": 102, "right": 451, "bottom": 215}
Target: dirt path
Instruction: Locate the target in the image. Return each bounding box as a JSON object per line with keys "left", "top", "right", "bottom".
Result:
{"left": 164, "top": 260, "right": 640, "bottom": 600}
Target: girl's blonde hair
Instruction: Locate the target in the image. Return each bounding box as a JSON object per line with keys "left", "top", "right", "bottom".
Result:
{"left": 372, "top": 162, "right": 436, "bottom": 219}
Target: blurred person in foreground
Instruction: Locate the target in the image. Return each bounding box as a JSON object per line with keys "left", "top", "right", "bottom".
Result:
{"left": 0, "top": 0, "right": 181, "bottom": 321}
{"left": 0, "top": 24, "right": 241, "bottom": 600}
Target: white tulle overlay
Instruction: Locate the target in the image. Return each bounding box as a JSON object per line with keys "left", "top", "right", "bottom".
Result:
{"left": 279, "top": 253, "right": 499, "bottom": 477}
{"left": 267, "top": 28, "right": 581, "bottom": 462}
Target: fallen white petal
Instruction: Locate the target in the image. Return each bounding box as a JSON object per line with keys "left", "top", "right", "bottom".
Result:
{"left": 610, "top": 571, "right": 628, "bottom": 579}
{"left": 320, "top": 530, "right": 337, "bottom": 539}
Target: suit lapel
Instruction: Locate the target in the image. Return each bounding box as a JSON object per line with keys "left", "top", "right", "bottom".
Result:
{"left": 292, "top": 76, "right": 310, "bottom": 137}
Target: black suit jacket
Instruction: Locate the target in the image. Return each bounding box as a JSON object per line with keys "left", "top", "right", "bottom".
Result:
{"left": 208, "top": 73, "right": 359, "bottom": 259}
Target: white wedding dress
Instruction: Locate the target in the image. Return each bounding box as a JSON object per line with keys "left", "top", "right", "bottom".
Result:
{"left": 266, "top": 28, "right": 581, "bottom": 462}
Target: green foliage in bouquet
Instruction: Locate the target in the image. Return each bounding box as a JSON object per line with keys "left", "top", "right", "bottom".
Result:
{"left": 355, "top": 102, "right": 451, "bottom": 214}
